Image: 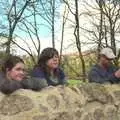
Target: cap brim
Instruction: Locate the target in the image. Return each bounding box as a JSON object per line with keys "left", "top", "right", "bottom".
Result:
{"left": 106, "top": 54, "right": 116, "bottom": 59}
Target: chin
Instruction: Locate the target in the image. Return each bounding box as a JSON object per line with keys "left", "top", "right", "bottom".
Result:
{"left": 53, "top": 66, "right": 58, "bottom": 69}
{"left": 16, "top": 78, "right": 23, "bottom": 81}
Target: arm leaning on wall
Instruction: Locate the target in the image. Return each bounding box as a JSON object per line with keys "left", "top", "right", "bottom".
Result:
{"left": 0, "top": 79, "right": 23, "bottom": 94}
{"left": 88, "top": 69, "right": 119, "bottom": 84}
{"left": 21, "top": 77, "right": 48, "bottom": 91}
{"left": 0, "top": 77, "right": 48, "bottom": 94}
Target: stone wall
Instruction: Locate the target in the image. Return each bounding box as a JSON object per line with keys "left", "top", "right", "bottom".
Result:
{"left": 0, "top": 83, "right": 120, "bottom": 120}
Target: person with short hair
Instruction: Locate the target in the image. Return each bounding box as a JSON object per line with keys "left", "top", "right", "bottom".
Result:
{"left": 31, "top": 47, "right": 66, "bottom": 86}
{"left": 88, "top": 47, "right": 120, "bottom": 84}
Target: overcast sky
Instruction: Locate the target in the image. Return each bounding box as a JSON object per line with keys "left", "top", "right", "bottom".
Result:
{"left": 11, "top": 0, "right": 120, "bottom": 56}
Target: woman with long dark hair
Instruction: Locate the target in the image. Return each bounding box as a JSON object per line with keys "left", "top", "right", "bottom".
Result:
{"left": 31, "top": 47, "right": 66, "bottom": 86}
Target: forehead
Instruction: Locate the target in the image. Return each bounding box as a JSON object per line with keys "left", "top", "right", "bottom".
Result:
{"left": 53, "top": 54, "right": 59, "bottom": 56}
{"left": 100, "top": 55, "right": 112, "bottom": 60}
{"left": 13, "top": 62, "right": 25, "bottom": 68}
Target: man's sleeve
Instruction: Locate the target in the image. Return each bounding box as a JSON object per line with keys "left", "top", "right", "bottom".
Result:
{"left": 88, "top": 70, "right": 118, "bottom": 84}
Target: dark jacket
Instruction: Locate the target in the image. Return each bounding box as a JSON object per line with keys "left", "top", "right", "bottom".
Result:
{"left": 21, "top": 77, "right": 48, "bottom": 90}
{"left": 0, "top": 72, "right": 48, "bottom": 94}
{"left": 88, "top": 64, "right": 120, "bottom": 84}
{"left": 0, "top": 72, "right": 23, "bottom": 94}
{"left": 31, "top": 67, "right": 66, "bottom": 86}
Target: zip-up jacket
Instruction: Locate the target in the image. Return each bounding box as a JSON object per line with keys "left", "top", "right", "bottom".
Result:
{"left": 88, "top": 64, "right": 120, "bottom": 84}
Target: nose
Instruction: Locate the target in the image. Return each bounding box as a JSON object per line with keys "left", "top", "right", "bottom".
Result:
{"left": 20, "top": 70, "right": 25, "bottom": 78}
{"left": 53, "top": 58, "right": 59, "bottom": 62}
{"left": 20, "top": 69, "right": 25, "bottom": 74}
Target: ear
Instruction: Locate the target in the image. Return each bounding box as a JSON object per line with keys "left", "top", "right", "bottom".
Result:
{"left": 6, "top": 68, "right": 10, "bottom": 72}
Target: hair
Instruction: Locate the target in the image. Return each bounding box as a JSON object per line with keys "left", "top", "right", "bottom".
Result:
{"left": 98, "top": 54, "right": 103, "bottom": 60}
{"left": 36, "top": 47, "right": 59, "bottom": 77}
{"left": 2, "top": 55, "right": 24, "bottom": 74}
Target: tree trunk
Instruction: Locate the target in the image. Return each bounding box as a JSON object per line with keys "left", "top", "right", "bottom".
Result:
{"left": 74, "top": 0, "right": 86, "bottom": 81}
{"left": 52, "top": 0, "right": 55, "bottom": 48}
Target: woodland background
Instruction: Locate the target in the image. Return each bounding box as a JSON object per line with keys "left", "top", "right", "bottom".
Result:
{"left": 0, "top": 0, "right": 120, "bottom": 81}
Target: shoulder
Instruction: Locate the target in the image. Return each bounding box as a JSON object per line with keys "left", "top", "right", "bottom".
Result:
{"left": 88, "top": 64, "right": 101, "bottom": 76}
{"left": 57, "top": 68, "right": 65, "bottom": 75}
{"left": 57, "top": 67, "right": 64, "bottom": 72}
{"left": 56, "top": 68, "right": 65, "bottom": 80}
{"left": 108, "top": 64, "right": 118, "bottom": 71}
{"left": 0, "top": 72, "right": 8, "bottom": 85}
{"left": 89, "top": 64, "right": 97, "bottom": 71}
{"left": 0, "top": 72, "right": 5, "bottom": 78}
{"left": 90, "top": 64, "right": 100, "bottom": 71}
{"left": 31, "top": 67, "right": 45, "bottom": 78}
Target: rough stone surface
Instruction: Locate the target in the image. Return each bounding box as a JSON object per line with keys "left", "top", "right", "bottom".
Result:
{"left": 0, "top": 95, "right": 33, "bottom": 115}
{"left": 0, "top": 83, "right": 120, "bottom": 120}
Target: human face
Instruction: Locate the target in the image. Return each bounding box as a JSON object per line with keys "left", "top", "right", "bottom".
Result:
{"left": 100, "top": 55, "right": 112, "bottom": 67}
{"left": 7, "top": 62, "right": 25, "bottom": 81}
{"left": 46, "top": 55, "right": 59, "bottom": 70}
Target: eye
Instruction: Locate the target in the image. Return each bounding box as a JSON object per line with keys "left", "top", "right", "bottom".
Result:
{"left": 54, "top": 55, "right": 59, "bottom": 58}
{"left": 16, "top": 68, "right": 25, "bottom": 71}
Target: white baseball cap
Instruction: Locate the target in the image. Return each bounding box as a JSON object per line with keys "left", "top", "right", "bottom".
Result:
{"left": 100, "top": 47, "right": 116, "bottom": 59}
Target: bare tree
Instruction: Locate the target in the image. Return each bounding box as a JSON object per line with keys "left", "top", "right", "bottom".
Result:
{"left": 63, "top": 0, "right": 86, "bottom": 81}
{"left": 38, "top": 0, "right": 61, "bottom": 48}
{"left": 101, "top": 1, "right": 120, "bottom": 53}
{"left": 96, "top": 0, "right": 104, "bottom": 55}
{"left": 59, "top": 4, "right": 68, "bottom": 64}
{"left": 81, "top": 0, "right": 120, "bottom": 65}
{"left": 52, "top": 0, "right": 55, "bottom": 48}
{"left": 4, "top": 0, "right": 33, "bottom": 55}
{"left": 13, "top": 2, "right": 42, "bottom": 64}
{"left": 0, "top": 0, "right": 43, "bottom": 64}
{"left": 96, "top": 0, "right": 120, "bottom": 65}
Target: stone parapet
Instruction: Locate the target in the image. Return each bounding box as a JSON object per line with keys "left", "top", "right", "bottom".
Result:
{"left": 0, "top": 83, "right": 120, "bottom": 120}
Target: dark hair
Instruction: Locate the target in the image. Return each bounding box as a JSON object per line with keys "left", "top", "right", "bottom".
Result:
{"left": 2, "top": 55, "right": 24, "bottom": 74}
{"left": 38, "top": 47, "right": 59, "bottom": 67}
{"left": 36, "top": 47, "right": 59, "bottom": 77}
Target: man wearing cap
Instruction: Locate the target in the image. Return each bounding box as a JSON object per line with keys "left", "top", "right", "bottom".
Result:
{"left": 88, "top": 47, "right": 120, "bottom": 84}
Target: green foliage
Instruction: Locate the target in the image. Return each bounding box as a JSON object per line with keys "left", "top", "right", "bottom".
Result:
{"left": 61, "top": 52, "right": 96, "bottom": 80}
{"left": 67, "top": 79, "right": 83, "bottom": 86}
{"left": 22, "top": 55, "right": 36, "bottom": 75}
{"left": 0, "top": 51, "right": 8, "bottom": 71}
